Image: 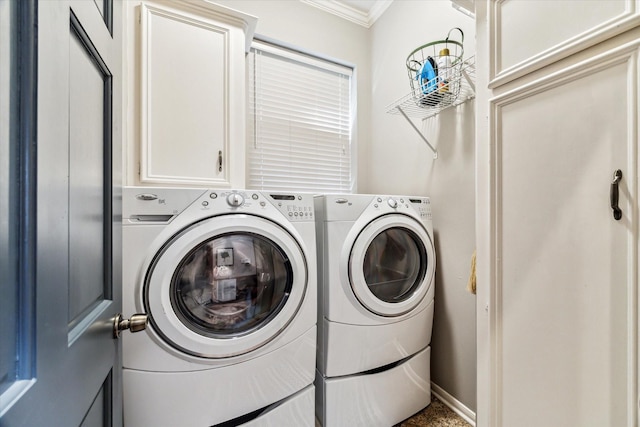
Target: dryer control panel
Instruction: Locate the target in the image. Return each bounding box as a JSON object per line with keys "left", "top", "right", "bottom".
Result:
{"left": 371, "top": 196, "right": 432, "bottom": 221}
{"left": 315, "top": 193, "right": 433, "bottom": 224}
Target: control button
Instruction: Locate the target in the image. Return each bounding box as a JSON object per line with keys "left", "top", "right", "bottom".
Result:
{"left": 252, "top": 194, "right": 259, "bottom": 200}
{"left": 377, "top": 197, "right": 382, "bottom": 203}
{"left": 226, "top": 193, "right": 244, "bottom": 207}
{"left": 288, "top": 212, "right": 293, "bottom": 216}
{"left": 260, "top": 201, "right": 266, "bottom": 207}
{"left": 202, "top": 201, "right": 209, "bottom": 207}
{"left": 209, "top": 193, "right": 218, "bottom": 199}
{"left": 298, "top": 195, "right": 302, "bottom": 200}
{"left": 374, "top": 204, "right": 378, "bottom": 208}
{"left": 388, "top": 198, "right": 398, "bottom": 208}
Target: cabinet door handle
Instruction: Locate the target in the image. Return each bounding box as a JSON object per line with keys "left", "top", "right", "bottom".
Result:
{"left": 610, "top": 169, "right": 622, "bottom": 221}
{"left": 218, "top": 150, "right": 223, "bottom": 173}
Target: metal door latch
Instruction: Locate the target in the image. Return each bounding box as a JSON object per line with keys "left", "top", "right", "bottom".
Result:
{"left": 113, "top": 313, "right": 148, "bottom": 339}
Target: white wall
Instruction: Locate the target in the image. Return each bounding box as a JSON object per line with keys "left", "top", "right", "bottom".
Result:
{"left": 369, "top": 0, "right": 477, "bottom": 412}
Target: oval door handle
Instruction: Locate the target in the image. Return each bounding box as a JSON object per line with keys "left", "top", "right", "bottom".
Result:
{"left": 610, "top": 169, "right": 622, "bottom": 221}
{"left": 113, "top": 313, "right": 148, "bottom": 339}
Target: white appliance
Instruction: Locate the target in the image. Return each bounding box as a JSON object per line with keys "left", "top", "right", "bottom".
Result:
{"left": 314, "top": 194, "right": 436, "bottom": 426}
{"left": 122, "top": 187, "right": 317, "bottom": 427}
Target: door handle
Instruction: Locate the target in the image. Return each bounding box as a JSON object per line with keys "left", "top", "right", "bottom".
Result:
{"left": 218, "top": 150, "right": 223, "bottom": 173}
{"left": 610, "top": 169, "right": 622, "bottom": 221}
{"left": 113, "top": 313, "right": 148, "bottom": 339}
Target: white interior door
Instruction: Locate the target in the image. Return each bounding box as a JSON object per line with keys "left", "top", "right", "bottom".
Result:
{"left": 0, "top": 0, "right": 125, "bottom": 425}
{"left": 476, "top": 2, "right": 640, "bottom": 426}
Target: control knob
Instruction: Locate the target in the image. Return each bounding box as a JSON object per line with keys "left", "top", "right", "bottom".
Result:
{"left": 387, "top": 198, "right": 398, "bottom": 208}
{"left": 227, "top": 193, "right": 245, "bottom": 207}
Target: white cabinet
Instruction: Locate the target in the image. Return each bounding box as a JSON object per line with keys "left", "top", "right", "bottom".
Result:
{"left": 476, "top": 2, "right": 640, "bottom": 426}
{"left": 124, "top": 1, "right": 256, "bottom": 188}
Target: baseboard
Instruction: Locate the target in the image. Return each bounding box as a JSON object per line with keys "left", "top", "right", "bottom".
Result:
{"left": 431, "top": 382, "right": 476, "bottom": 426}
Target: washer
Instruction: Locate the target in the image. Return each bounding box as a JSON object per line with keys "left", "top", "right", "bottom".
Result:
{"left": 314, "top": 194, "right": 436, "bottom": 426}
{"left": 122, "top": 187, "right": 317, "bottom": 427}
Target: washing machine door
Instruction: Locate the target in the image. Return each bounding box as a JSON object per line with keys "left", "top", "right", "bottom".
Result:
{"left": 145, "top": 214, "right": 307, "bottom": 358}
{"left": 349, "top": 214, "right": 434, "bottom": 317}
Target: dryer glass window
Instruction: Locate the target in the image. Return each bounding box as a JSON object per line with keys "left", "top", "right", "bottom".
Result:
{"left": 363, "top": 228, "right": 427, "bottom": 303}
{"left": 170, "top": 233, "right": 293, "bottom": 337}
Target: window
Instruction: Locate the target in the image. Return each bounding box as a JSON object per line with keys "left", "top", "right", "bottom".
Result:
{"left": 247, "top": 40, "right": 355, "bottom": 193}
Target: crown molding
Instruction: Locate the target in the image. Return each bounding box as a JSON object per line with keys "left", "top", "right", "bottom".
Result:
{"left": 451, "top": 0, "right": 475, "bottom": 18}
{"left": 300, "top": 0, "right": 393, "bottom": 28}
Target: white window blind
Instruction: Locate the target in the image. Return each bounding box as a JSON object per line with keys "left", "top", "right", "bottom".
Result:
{"left": 248, "top": 41, "right": 354, "bottom": 193}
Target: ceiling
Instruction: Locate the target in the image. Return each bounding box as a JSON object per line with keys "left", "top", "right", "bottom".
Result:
{"left": 300, "top": 0, "right": 394, "bottom": 28}
{"left": 301, "top": 0, "right": 475, "bottom": 26}
{"left": 339, "top": 0, "right": 380, "bottom": 14}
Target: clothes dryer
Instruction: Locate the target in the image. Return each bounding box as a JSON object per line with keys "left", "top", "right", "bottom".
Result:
{"left": 314, "top": 194, "right": 436, "bottom": 426}
{"left": 122, "top": 187, "right": 317, "bottom": 427}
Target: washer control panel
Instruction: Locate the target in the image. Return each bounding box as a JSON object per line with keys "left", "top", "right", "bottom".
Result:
{"left": 226, "top": 192, "right": 245, "bottom": 207}
{"left": 205, "top": 190, "right": 314, "bottom": 222}
{"left": 271, "top": 194, "right": 314, "bottom": 221}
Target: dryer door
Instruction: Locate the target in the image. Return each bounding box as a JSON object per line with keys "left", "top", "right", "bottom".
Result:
{"left": 349, "top": 214, "right": 435, "bottom": 316}
{"left": 145, "top": 214, "right": 307, "bottom": 358}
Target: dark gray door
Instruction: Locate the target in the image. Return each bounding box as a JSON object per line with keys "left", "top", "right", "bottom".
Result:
{"left": 0, "top": 0, "right": 124, "bottom": 425}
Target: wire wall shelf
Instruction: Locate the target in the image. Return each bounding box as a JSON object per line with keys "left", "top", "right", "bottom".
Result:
{"left": 387, "top": 55, "right": 476, "bottom": 120}
{"left": 385, "top": 56, "right": 475, "bottom": 159}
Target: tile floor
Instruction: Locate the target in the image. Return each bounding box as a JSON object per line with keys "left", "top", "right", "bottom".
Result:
{"left": 395, "top": 397, "right": 472, "bottom": 427}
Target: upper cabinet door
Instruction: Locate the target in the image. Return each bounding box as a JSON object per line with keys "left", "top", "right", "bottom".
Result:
{"left": 133, "top": 1, "right": 256, "bottom": 188}
{"left": 489, "top": 0, "right": 640, "bottom": 87}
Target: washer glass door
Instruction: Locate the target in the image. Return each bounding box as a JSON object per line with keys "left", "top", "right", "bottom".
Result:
{"left": 349, "top": 214, "right": 434, "bottom": 316}
{"left": 172, "top": 232, "right": 292, "bottom": 338}
{"left": 145, "top": 214, "right": 307, "bottom": 358}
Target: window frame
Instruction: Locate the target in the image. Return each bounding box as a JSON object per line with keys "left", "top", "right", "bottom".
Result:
{"left": 246, "top": 37, "right": 357, "bottom": 194}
